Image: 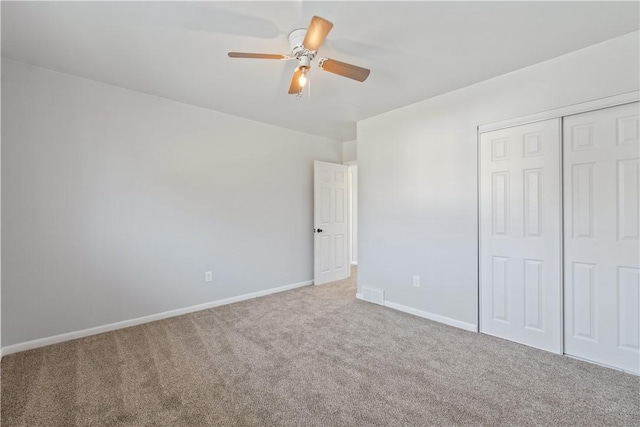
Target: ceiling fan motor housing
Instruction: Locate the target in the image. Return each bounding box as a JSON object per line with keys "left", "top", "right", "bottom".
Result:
{"left": 288, "top": 28, "right": 315, "bottom": 60}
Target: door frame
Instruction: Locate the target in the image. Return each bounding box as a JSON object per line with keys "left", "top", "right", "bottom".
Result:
{"left": 344, "top": 160, "right": 357, "bottom": 273}
{"left": 479, "top": 91, "right": 640, "bottom": 134}
{"left": 477, "top": 90, "right": 640, "bottom": 359}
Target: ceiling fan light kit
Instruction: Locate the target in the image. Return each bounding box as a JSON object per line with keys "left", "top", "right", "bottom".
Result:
{"left": 228, "top": 16, "right": 370, "bottom": 97}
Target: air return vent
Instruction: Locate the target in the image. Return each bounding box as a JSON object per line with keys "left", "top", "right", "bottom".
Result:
{"left": 361, "top": 287, "right": 385, "bottom": 306}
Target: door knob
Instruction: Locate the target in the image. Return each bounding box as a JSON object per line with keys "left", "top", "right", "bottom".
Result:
{"left": 314, "top": 228, "right": 323, "bottom": 233}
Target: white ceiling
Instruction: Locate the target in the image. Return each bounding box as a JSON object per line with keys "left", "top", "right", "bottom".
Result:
{"left": 2, "top": 2, "right": 639, "bottom": 141}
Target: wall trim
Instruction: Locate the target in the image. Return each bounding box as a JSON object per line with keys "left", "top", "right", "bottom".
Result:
{"left": 384, "top": 300, "right": 479, "bottom": 332}
{"left": 478, "top": 90, "right": 640, "bottom": 133}
{"left": 351, "top": 261, "right": 358, "bottom": 266}
{"left": 1, "top": 279, "right": 313, "bottom": 357}
{"left": 356, "top": 294, "right": 478, "bottom": 332}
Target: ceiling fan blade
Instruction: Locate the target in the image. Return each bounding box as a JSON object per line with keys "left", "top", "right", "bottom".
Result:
{"left": 302, "top": 16, "right": 333, "bottom": 51}
{"left": 288, "top": 68, "right": 303, "bottom": 94}
{"left": 318, "top": 58, "right": 370, "bottom": 82}
{"left": 228, "top": 52, "right": 290, "bottom": 60}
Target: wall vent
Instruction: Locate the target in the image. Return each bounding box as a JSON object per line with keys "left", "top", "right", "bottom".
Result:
{"left": 361, "top": 287, "right": 385, "bottom": 306}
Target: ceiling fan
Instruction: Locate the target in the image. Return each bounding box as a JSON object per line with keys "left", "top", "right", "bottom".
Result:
{"left": 228, "top": 16, "right": 370, "bottom": 95}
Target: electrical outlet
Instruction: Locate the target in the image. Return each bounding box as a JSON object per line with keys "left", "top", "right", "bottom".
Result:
{"left": 412, "top": 275, "right": 420, "bottom": 288}
{"left": 205, "top": 271, "right": 213, "bottom": 283}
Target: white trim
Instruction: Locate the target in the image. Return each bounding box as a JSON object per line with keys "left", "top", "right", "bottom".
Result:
{"left": 356, "top": 294, "right": 478, "bottom": 332}
{"left": 343, "top": 160, "right": 358, "bottom": 166}
{"left": 351, "top": 261, "right": 358, "bottom": 266}
{"left": 478, "top": 91, "right": 640, "bottom": 133}
{"left": 1, "top": 279, "right": 312, "bottom": 357}
{"left": 384, "top": 300, "right": 479, "bottom": 332}
{"left": 314, "top": 279, "right": 339, "bottom": 286}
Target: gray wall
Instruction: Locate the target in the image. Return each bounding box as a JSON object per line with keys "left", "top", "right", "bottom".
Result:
{"left": 342, "top": 140, "right": 357, "bottom": 164}
{"left": 357, "top": 32, "right": 640, "bottom": 327}
{"left": 1, "top": 59, "right": 341, "bottom": 346}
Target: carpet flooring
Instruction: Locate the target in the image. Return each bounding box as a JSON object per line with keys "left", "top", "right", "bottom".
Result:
{"left": 2, "top": 270, "right": 639, "bottom": 426}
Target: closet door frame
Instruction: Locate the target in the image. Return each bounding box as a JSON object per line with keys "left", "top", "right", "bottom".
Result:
{"left": 479, "top": 92, "right": 639, "bottom": 134}
{"left": 477, "top": 90, "right": 640, "bottom": 364}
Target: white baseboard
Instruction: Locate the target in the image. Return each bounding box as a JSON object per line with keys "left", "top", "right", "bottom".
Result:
{"left": 1, "top": 279, "right": 313, "bottom": 357}
{"left": 356, "top": 294, "right": 478, "bottom": 332}
{"left": 384, "top": 300, "right": 478, "bottom": 332}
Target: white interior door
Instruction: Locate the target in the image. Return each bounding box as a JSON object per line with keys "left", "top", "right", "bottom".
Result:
{"left": 563, "top": 102, "right": 640, "bottom": 374}
{"left": 480, "top": 119, "right": 562, "bottom": 353}
{"left": 314, "top": 161, "right": 349, "bottom": 285}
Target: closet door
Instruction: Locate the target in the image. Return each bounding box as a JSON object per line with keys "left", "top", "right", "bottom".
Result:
{"left": 564, "top": 102, "right": 640, "bottom": 373}
{"left": 480, "top": 119, "right": 562, "bottom": 353}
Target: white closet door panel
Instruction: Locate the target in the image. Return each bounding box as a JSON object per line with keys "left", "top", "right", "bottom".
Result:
{"left": 564, "top": 102, "right": 640, "bottom": 374}
{"left": 480, "top": 118, "right": 562, "bottom": 353}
